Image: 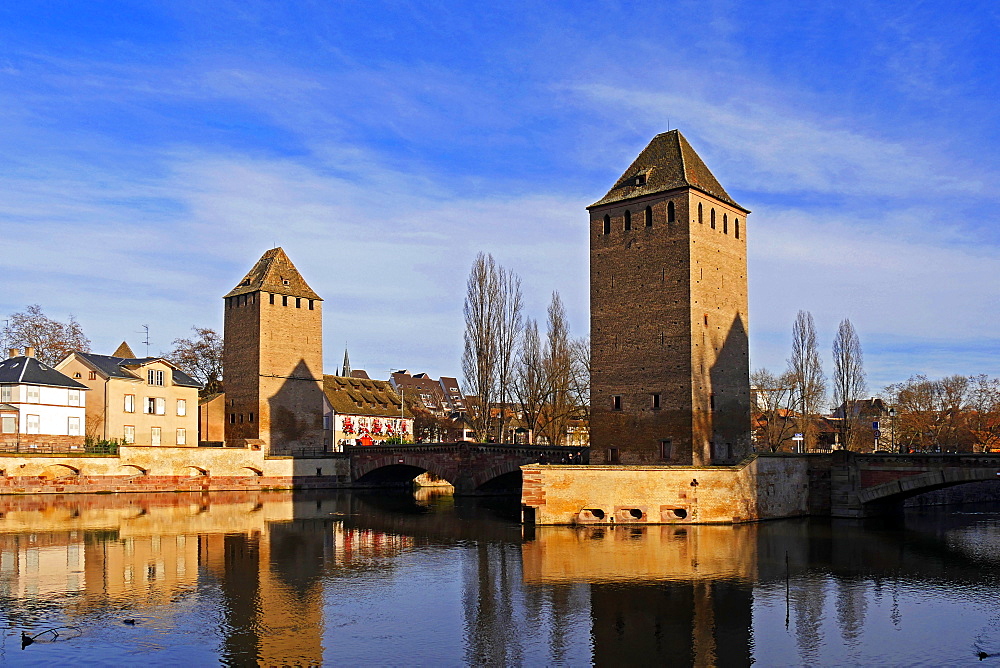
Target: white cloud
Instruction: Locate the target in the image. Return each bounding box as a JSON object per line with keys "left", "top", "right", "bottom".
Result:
{"left": 570, "top": 82, "right": 994, "bottom": 201}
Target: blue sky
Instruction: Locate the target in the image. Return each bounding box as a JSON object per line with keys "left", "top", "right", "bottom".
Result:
{"left": 2, "top": 1, "right": 998, "bottom": 398}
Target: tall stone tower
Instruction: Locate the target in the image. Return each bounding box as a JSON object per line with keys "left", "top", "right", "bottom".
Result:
{"left": 223, "top": 248, "right": 325, "bottom": 454}
{"left": 589, "top": 130, "right": 751, "bottom": 466}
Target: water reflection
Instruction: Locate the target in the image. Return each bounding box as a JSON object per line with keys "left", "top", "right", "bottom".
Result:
{"left": 1, "top": 491, "right": 1000, "bottom": 665}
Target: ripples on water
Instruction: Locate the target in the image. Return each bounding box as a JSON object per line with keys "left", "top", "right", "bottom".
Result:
{"left": 1, "top": 489, "right": 999, "bottom": 665}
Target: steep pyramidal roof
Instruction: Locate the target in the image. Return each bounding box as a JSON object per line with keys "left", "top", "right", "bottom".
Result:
{"left": 224, "top": 247, "right": 322, "bottom": 300}
{"left": 589, "top": 130, "right": 747, "bottom": 212}
{"left": 112, "top": 341, "right": 135, "bottom": 358}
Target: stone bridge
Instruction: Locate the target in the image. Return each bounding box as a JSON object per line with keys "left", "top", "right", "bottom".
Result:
{"left": 830, "top": 451, "right": 1000, "bottom": 518}
{"left": 348, "top": 442, "right": 588, "bottom": 495}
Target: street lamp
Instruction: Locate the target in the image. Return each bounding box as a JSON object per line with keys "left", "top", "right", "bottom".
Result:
{"left": 889, "top": 407, "right": 897, "bottom": 453}
{"left": 389, "top": 369, "right": 406, "bottom": 442}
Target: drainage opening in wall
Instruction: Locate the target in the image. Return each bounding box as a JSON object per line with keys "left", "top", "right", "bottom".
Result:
{"left": 663, "top": 508, "right": 688, "bottom": 520}
{"left": 579, "top": 508, "right": 606, "bottom": 521}
{"left": 627, "top": 509, "right": 644, "bottom": 520}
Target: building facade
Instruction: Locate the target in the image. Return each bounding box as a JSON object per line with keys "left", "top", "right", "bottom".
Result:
{"left": 0, "top": 348, "right": 89, "bottom": 449}
{"left": 323, "top": 375, "right": 413, "bottom": 450}
{"left": 223, "top": 247, "right": 326, "bottom": 453}
{"left": 57, "top": 343, "right": 201, "bottom": 446}
{"left": 589, "top": 130, "right": 751, "bottom": 466}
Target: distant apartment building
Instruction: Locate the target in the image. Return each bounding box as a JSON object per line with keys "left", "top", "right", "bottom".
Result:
{"left": 0, "top": 347, "right": 89, "bottom": 450}
{"left": 390, "top": 371, "right": 471, "bottom": 441}
{"left": 323, "top": 375, "right": 413, "bottom": 450}
{"left": 57, "top": 342, "right": 201, "bottom": 446}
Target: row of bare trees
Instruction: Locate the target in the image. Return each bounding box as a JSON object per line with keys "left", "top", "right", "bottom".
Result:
{"left": 461, "top": 253, "right": 589, "bottom": 445}
{"left": 883, "top": 374, "right": 1000, "bottom": 452}
{"left": 753, "top": 310, "right": 867, "bottom": 451}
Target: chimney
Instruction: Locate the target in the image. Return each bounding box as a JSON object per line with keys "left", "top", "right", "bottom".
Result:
{"left": 7, "top": 348, "right": 19, "bottom": 358}
{"left": 24, "top": 347, "right": 35, "bottom": 358}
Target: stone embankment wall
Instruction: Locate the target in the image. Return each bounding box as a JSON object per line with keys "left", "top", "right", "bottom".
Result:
{"left": 522, "top": 454, "right": 823, "bottom": 525}
{"left": 0, "top": 445, "right": 349, "bottom": 495}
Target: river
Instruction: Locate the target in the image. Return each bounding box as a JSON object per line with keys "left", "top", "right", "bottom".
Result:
{"left": 0, "top": 488, "right": 998, "bottom": 666}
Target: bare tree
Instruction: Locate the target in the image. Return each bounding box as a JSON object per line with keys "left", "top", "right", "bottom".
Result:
{"left": 751, "top": 368, "right": 797, "bottom": 452}
{"left": 569, "top": 335, "right": 591, "bottom": 425}
{"left": 539, "top": 292, "right": 573, "bottom": 446}
{"left": 514, "top": 318, "right": 546, "bottom": 444}
{"left": 786, "top": 311, "right": 825, "bottom": 450}
{"left": 460, "top": 253, "right": 522, "bottom": 442}
{"left": 165, "top": 327, "right": 223, "bottom": 395}
{"left": 493, "top": 265, "right": 523, "bottom": 442}
{"left": 2, "top": 304, "right": 91, "bottom": 366}
{"left": 968, "top": 374, "right": 1000, "bottom": 452}
{"left": 832, "top": 318, "right": 867, "bottom": 450}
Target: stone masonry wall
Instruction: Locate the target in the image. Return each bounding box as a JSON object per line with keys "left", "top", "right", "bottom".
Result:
{"left": 0, "top": 445, "right": 349, "bottom": 495}
{"left": 522, "top": 455, "right": 812, "bottom": 525}
{"left": 589, "top": 188, "right": 750, "bottom": 466}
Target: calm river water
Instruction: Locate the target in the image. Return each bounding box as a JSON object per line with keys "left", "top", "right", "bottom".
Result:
{"left": 1, "top": 488, "right": 999, "bottom": 666}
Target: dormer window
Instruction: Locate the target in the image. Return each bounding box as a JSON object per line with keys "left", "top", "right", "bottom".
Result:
{"left": 634, "top": 173, "right": 646, "bottom": 186}
{"left": 283, "top": 279, "right": 290, "bottom": 286}
{"left": 147, "top": 369, "right": 164, "bottom": 386}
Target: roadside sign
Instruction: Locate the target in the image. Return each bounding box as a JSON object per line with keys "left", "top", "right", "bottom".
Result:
{"left": 792, "top": 433, "right": 804, "bottom": 441}
{"left": 872, "top": 421, "right": 879, "bottom": 430}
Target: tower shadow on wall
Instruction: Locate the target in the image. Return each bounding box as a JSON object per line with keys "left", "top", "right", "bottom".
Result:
{"left": 268, "top": 358, "right": 326, "bottom": 456}
{"left": 701, "top": 314, "right": 750, "bottom": 465}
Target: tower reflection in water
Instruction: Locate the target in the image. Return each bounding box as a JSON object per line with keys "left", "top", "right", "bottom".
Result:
{"left": 523, "top": 524, "right": 758, "bottom": 666}
{"left": 0, "top": 489, "right": 932, "bottom": 665}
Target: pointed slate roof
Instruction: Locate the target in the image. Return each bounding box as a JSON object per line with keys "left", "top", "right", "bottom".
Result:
{"left": 224, "top": 247, "right": 322, "bottom": 300}
{"left": 0, "top": 356, "right": 88, "bottom": 389}
{"left": 589, "top": 130, "right": 748, "bottom": 212}
{"left": 342, "top": 347, "right": 351, "bottom": 377}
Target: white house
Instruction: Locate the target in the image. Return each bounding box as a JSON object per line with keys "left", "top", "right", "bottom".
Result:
{"left": 0, "top": 348, "right": 89, "bottom": 449}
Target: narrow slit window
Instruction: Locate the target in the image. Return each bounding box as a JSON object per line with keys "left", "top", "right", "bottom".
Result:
{"left": 603, "top": 214, "right": 611, "bottom": 234}
{"left": 269, "top": 293, "right": 275, "bottom": 304}
{"left": 624, "top": 210, "right": 632, "bottom": 231}
{"left": 711, "top": 209, "right": 716, "bottom": 229}
{"left": 698, "top": 203, "right": 703, "bottom": 224}
{"left": 652, "top": 393, "right": 661, "bottom": 409}
{"left": 660, "top": 440, "right": 672, "bottom": 460}
{"left": 612, "top": 395, "right": 622, "bottom": 411}
{"left": 644, "top": 206, "right": 652, "bottom": 227}
{"left": 735, "top": 218, "right": 740, "bottom": 239}
{"left": 723, "top": 213, "right": 728, "bottom": 234}
{"left": 667, "top": 201, "right": 675, "bottom": 223}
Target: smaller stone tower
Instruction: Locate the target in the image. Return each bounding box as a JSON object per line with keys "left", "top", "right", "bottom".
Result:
{"left": 223, "top": 248, "right": 325, "bottom": 453}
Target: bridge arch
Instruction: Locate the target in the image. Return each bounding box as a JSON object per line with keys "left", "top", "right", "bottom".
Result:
{"left": 353, "top": 453, "right": 456, "bottom": 488}
{"left": 41, "top": 463, "right": 80, "bottom": 479}
{"left": 858, "top": 467, "right": 1000, "bottom": 507}
{"left": 121, "top": 464, "right": 148, "bottom": 476}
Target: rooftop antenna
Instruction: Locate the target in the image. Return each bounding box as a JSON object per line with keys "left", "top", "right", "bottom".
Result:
{"left": 138, "top": 324, "right": 151, "bottom": 356}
